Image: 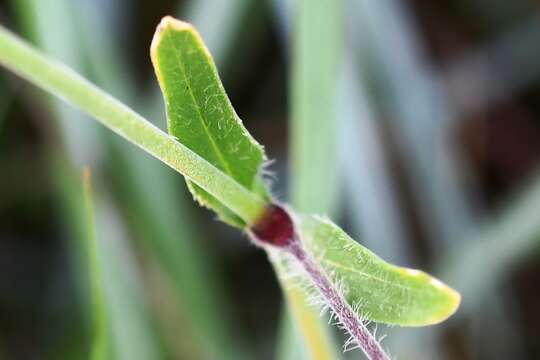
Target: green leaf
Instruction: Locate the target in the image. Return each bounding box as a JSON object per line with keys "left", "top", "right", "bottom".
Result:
{"left": 0, "top": 23, "right": 267, "bottom": 225}
{"left": 300, "top": 215, "right": 461, "bottom": 327}
{"left": 0, "top": 13, "right": 462, "bottom": 343}
{"left": 151, "top": 17, "right": 267, "bottom": 227}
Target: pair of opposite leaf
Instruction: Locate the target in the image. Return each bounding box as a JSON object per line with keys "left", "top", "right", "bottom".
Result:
{"left": 151, "top": 16, "right": 460, "bottom": 328}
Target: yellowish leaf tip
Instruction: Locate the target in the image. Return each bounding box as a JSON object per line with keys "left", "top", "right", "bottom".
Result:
{"left": 151, "top": 16, "right": 194, "bottom": 62}
{"left": 427, "top": 279, "right": 461, "bottom": 326}
{"left": 150, "top": 16, "right": 210, "bottom": 87}
{"left": 397, "top": 267, "right": 461, "bottom": 326}
{"left": 445, "top": 285, "right": 462, "bottom": 319}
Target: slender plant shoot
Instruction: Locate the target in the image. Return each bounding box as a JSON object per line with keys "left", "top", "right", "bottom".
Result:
{"left": 0, "top": 16, "right": 461, "bottom": 359}
{"left": 150, "top": 17, "right": 459, "bottom": 359}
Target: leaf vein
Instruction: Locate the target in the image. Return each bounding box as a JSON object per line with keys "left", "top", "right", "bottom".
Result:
{"left": 166, "top": 33, "right": 236, "bottom": 180}
{"left": 318, "top": 257, "right": 424, "bottom": 294}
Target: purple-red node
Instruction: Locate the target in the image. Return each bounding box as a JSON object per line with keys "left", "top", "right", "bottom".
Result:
{"left": 250, "top": 204, "right": 295, "bottom": 247}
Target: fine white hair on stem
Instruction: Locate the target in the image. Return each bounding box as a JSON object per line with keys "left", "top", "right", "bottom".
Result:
{"left": 261, "top": 212, "right": 390, "bottom": 359}
{"left": 286, "top": 237, "right": 391, "bottom": 360}
{"left": 260, "top": 158, "right": 277, "bottom": 178}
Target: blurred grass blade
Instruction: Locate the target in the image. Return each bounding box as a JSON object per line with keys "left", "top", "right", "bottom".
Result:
{"left": 443, "top": 16, "right": 540, "bottom": 117}
{"left": 151, "top": 17, "right": 268, "bottom": 227}
{"left": 69, "top": 3, "right": 248, "bottom": 357}
{"left": 6, "top": 4, "right": 255, "bottom": 359}
{"left": 108, "top": 149, "right": 247, "bottom": 359}
{"left": 353, "top": 0, "right": 473, "bottom": 245}
{"left": 337, "top": 57, "right": 411, "bottom": 265}
{"left": 12, "top": 0, "right": 100, "bottom": 165}
{"left": 301, "top": 215, "right": 461, "bottom": 326}
{"left": 273, "top": 266, "right": 338, "bottom": 360}
{"left": 441, "top": 167, "right": 540, "bottom": 314}
{"left": 271, "top": 0, "right": 292, "bottom": 47}
{"left": 55, "top": 161, "right": 161, "bottom": 359}
{"left": 290, "top": 1, "right": 341, "bottom": 215}
{"left": 274, "top": 0, "right": 344, "bottom": 358}
{"left": 183, "top": 0, "right": 258, "bottom": 69}
{"left": 0, "top": 24, "right": 267, "bottom": 225}
{"left": 275, "top": 309, "right": 308, "bottom": 360}
{"left": 81, "top": 168, "right": 109, "bottom": 360}
{"left": 0, "top": 11, "right": 253, "bottom": 358}
{"left": 11, "top": 1, "right": 106, "bottom": 357}
{"left": 54, "top": 159, "right": 98, "bottom": 358}
{"left": 92, "top": 194, "right": 161, "bottom": 359}
{"left": 345, "top": 2, "right": 455, "bottom": 355}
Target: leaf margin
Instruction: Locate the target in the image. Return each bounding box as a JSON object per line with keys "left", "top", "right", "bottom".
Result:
{"left": 150, "top": 16, "right": 268, "bottom": 227}
{"left": 299, "top": 214, "right": 461, "bottom": 327}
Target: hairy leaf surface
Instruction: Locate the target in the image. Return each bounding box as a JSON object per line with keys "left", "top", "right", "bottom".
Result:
{"left": 151, "top": 17, "right": 267, "bottom": 227}
{"left": 300, "top": 215, "right": 461, "bottom": 326}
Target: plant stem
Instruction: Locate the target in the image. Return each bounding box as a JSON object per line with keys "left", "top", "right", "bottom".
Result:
{"left": 288, "top": 240, "right": 390, "bottom": 360}
{"left": 249, "top": 204, "right": 388, "bottom": 359}
{"left": 0, "top": 24, "right": 267, "bottom": 225}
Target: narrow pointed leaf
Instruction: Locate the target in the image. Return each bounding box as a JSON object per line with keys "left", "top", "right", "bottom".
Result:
{"left": 81, "top": 169, "right": 109, "bottom": 360}
{"left": 300, "top": 215, "right": 461, "bottom": 326}
{"left": 151, "top": 17, "right": 267, "bottom": 227}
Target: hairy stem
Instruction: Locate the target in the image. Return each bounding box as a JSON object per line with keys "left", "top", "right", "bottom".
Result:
{"left": 249, "top": 204, "right": 389, "bottom": 359}
{"left": 0, "top": 24, "right": 267, "bottom": 225}
{"left": 288, "top": 240, "right": 390, "bottom": 360}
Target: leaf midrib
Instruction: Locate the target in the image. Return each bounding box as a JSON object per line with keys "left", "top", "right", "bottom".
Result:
{"left": 166, "top": 33, "right": 236, "bottom": 181}
{"left": 309, "top": 255, "right": 421, "bottom": 315}
{"left": 318, "top": 257, "right": 425, "bottom": 294}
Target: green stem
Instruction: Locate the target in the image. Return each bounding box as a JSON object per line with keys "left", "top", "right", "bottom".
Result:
{"left": 0, "top": 24, "right": 267, "bottom": 225}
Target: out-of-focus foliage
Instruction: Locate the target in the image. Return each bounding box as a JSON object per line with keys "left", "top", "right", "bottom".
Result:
{"left": 1, "top": 0, "right": 540, "bottom": 359}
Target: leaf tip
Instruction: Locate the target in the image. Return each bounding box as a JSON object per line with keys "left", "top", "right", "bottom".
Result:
{"left": 443, "top": 282, "right": 461, "bottom": 318}
{"left": 396, "top": 267, "right": 461, "bottom": 326}
{"left": 427, "top": 277, "right": 462, "bottom": 326}
{"left": 157, "top": 15, "right": 195, "bottom": 35}
{"left": 150, "top": 16, "right": 196, "bottom": 65}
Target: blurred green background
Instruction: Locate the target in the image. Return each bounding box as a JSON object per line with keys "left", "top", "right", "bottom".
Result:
{"left": 1, "top": 0, "right": 540, "bottom": 359}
